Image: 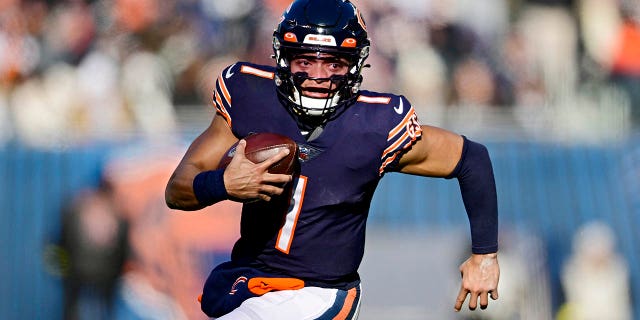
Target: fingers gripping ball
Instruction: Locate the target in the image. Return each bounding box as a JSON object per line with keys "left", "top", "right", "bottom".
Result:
{"left": 218, "top": 133, "right": 299, "bottom": 175}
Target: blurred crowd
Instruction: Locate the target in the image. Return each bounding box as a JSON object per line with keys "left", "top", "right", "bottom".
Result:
{"left": 1, "top": 0, "right": 640, "bottom": 148}
{"left": 50, "top": 152, "right": 245, "bottom": 320}
{"left": 558, "top": 221, "right": 633, "bottom": 320}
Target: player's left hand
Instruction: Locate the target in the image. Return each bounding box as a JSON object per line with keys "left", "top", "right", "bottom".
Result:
{"left": 454, "top": 252, "right": 499, "bottom": 311}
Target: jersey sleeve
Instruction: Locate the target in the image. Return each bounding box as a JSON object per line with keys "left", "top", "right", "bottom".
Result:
{"left": 378, "top": 95, "right": 422, "bottom": 175}
{"left": 212, "top": 62, "right": 276, "bottom": 130}
{"left": 212, "top": 63, "right": 238, "bottom": 128}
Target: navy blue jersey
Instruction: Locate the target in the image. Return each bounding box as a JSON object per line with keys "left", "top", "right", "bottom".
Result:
{"left": 213, "top": 62, "right": 422, "bottom": 289}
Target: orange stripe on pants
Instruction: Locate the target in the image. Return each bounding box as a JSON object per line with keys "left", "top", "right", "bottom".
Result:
{"left": 332, "top": 287, "right": 357, "bottom": 320}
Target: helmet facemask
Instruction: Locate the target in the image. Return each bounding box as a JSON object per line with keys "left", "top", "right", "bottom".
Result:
{"left": 273, "top": 41, "right": 369, "bottom": 127}
{"left": 289, "top": 71, "right": 345, "bottom": 117}
{"left": 271, "top": 0, "right": 370, "bottom": 128}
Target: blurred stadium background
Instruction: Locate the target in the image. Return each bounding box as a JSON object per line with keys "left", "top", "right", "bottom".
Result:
{"left": 1, "top": 0, "right": 639, "bottom": 319}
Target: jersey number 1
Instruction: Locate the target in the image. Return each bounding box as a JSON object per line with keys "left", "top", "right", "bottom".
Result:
{"left": 275, "top": 176, "right": 307, "bottom": 254}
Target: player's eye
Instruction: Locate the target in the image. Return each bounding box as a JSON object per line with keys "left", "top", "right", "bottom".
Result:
{"left": 327, "top": 62, "right": 347, "bottom": 72}
{"left": 294, "top": 59, "right": 311, "bottom": 67}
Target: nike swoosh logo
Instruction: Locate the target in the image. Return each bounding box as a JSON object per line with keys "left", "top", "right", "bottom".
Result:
{"left": 394, "top": 98, "right": 403, "bottom": 114}
{"left": 225, "top": 63, "right": 236, "bottom": 79}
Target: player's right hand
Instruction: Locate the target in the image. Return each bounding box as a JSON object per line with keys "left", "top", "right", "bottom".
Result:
{"left": 223, "top": 139, "right": 293, "bottom": 202}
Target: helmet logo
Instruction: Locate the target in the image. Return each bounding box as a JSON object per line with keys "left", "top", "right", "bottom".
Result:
{"left": 284, "top": 32, "right": 298, "bottom": 43}
{"left": 303, "top": 34, "right": 337, "bottom": 46}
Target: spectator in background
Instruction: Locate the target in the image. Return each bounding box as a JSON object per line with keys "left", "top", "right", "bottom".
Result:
{"left": 120, "top": 49, "right": 178, "bottom": 138}
{"left": 500, "top": 26, "right": 547, "bottom": 107}
{"left": 0, "top": 1, "right": 43, "bottom": 87}
{"left": 577, "top": 0, "right": 621, "bottom": 72}
{"left": 43, "top": 1, "right": 95, "bottom": 66}
{"left": 10, "top": 63, "right": 89, "bottom": 148}
{"left": 75, "top": 47, "right": 133, "bottom": 141}
{"left": 59, "top": 177, "right": 129, "bottom": 320}
{"left": 372, "top": 10, "right": 448, "bottom": 118}
{"left": 451, "top": 57, "right": 499, "bottom": 107}
{"left": 512, "top": 0, "right": 578, "bottom": 103}
{"left": 0, "top": 1, "right": 44, "bottom": 147}
{"left": 578, "top": 0, "right": 640, "bottom": 127}
{"left": 427, "top": 7, "right": 514, "bottom": 108}
{"left": 608, "top": 2, "right": 640, "bottom": 126}
{"left": 557, "top": 221, "right": 632, "bottom": 320}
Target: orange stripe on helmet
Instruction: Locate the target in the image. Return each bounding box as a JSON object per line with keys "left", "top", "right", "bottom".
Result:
{"left": 356, "top": 8, "right": 367, "bottom": 32}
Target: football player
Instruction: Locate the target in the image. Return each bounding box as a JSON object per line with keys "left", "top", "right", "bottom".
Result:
{"left": 165, "top": 0, "right": 500, "bottom": 318}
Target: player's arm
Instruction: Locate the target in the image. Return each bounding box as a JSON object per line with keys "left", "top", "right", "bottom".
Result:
{"left": 165, "top": 115, "right": 236, "bottom": 211}
{"left": 165, "top": 116, "right": 292, "bottom": 211}
{"left": 396, "top": 125, "right": 463, "bottom": 177}
{"left": 396, "top": 125, "right": 500, "bottom": 311}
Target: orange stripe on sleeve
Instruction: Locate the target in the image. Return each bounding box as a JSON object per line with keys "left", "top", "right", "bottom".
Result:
{"left": 214, "top": 91, "right": 232, "bottom": 127}
{"left": 382, "top": 130, "right": 410, "bottom": 158}
{"left": 378, "top": 149, "right": 403, "bottom": 176}
{"left": 332, "top": 288, "right": 357, "bottom": 320}
{"left": 217, "top": 74, "right": 232, "bottom": 105}
{"left": 378, "top": 116, "right": 422, "bottom": 174}
{"left": 387, "top": 108, "right": 415, "bottom": 141}
{"left": 216, "top": 111, "right": 231, "bottom": 128}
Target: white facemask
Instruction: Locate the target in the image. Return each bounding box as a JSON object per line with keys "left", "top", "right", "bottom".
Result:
{"left": 290, "top": 86, "right": 342, "bottom": 116}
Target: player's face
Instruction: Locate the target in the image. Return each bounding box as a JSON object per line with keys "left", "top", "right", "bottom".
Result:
{"left": 289, "top": 53, "right": 350, "bottom": 98}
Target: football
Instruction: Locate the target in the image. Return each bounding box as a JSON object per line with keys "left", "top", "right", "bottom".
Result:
{"left": 217, "top": 133, "right": 298, "bottom": 175}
